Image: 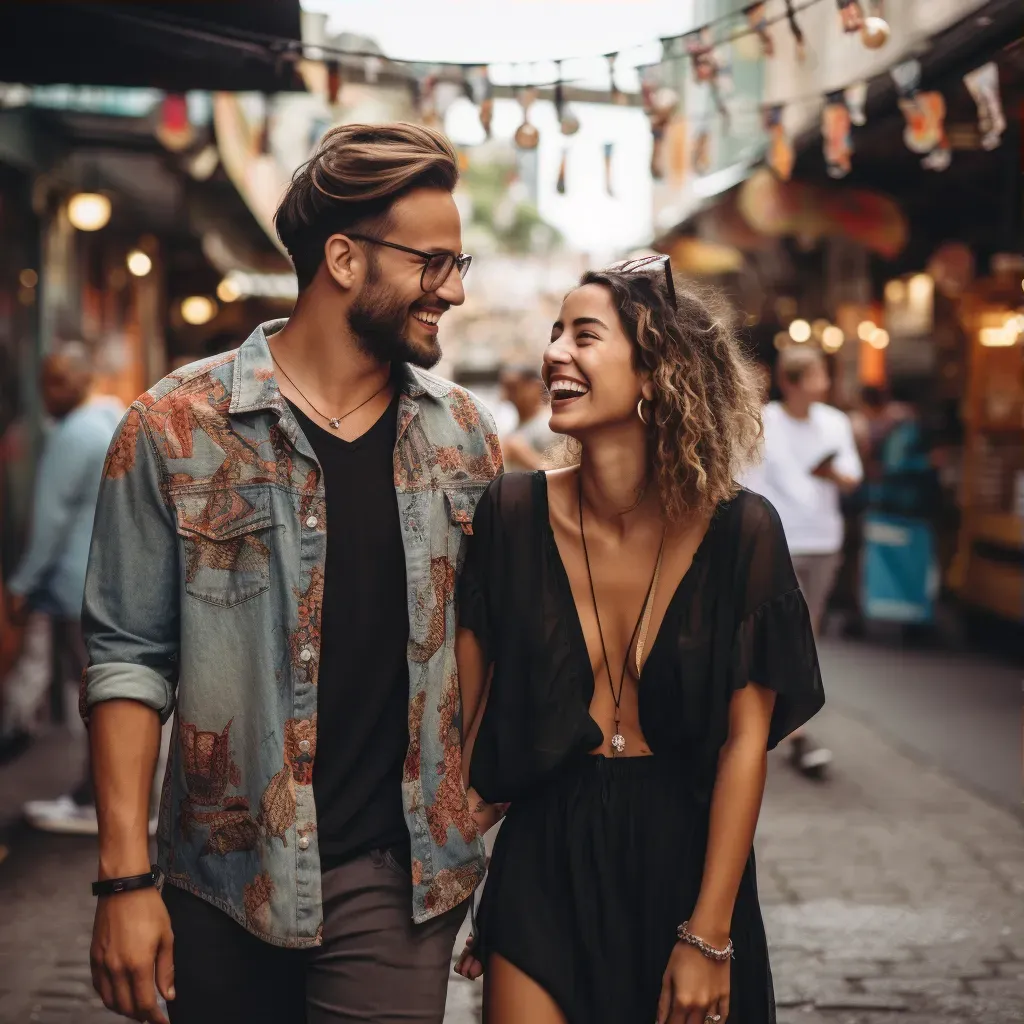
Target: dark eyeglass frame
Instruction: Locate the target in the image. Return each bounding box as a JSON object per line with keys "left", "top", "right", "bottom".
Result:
{"left": 615, "top": 253, "right": 677, "bottom": 310}
{"left": 346, "top": 233, "right": 473, "bottom": 293}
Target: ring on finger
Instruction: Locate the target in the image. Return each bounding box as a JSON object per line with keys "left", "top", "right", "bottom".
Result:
{"left": 705, "top": 1015, "right": 722, "bottom": 1023}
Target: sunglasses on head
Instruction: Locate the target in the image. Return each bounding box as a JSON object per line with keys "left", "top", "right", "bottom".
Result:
{"left": 613, "top": 254, "right": 677, "bottom": 310}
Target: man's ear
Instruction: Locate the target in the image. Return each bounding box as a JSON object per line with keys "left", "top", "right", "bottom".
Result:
{"left": 323, "top": 234, "right": 362, "bottom": 292}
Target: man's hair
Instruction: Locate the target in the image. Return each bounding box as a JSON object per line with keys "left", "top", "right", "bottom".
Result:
{"left": 776, "top": 345, "right": 825, "bottom": 387}
{"left": 275, "top": 122, "right": 460, "bottom": 291}
{"left": 45, "top": 340, "right": 93, "bottom": 377}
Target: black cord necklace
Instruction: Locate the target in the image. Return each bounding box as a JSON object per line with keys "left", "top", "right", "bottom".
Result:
{"left": 577, "top": 472, "right": 665, "bottom": 756}
{"left": 271, "top": 352, "right": 390, "bottom": 430}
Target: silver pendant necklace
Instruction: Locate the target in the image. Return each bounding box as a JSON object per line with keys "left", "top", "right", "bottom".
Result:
{"left": 271, "top": 353, "right": 390, "bottom": 430}
{"left": 577, "top": 473, "right": 665, "bottom": 756}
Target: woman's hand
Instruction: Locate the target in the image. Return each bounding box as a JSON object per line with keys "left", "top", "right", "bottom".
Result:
{"left": 468, "top": 793, "right": 508, "bottom": 837}
{"left": 453, "top": 932, "right": 484, "bottom": 981}
{"left": 656, "top": 941, "right": 730, "bottom": 1024}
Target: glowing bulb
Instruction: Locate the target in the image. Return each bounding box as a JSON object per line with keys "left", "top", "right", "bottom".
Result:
{"left": 773, "top": 331, "right": 789, "bottom": 351}
{"left": 126, "top": 250, "right": 152, "bottom": 277}
{"left": 822, "top": 326, "right": 844, "bottom": 351}
{"left": 67, "top": 193, "right": 111, "bottom": 231}
{"left": 868, "top": 328, "right": 890, "bottom": 350}
{"left": 789, "top": 319, "right": 811, "bottom": 343}
{"left": 217, "top": 276, "right": 242, "bottom": 303}
{"left": 19, "top": 269, "right": 38, "bottom": 288}
{"left": 885, "top": 279, "right": 906, "bottom": 304}
{"left": 857, "top": 320, "right": 877, "bottom": 341}
{"left": 180, "top": 296, "right": 217, "bottom": 326}
{"left": 908, "top": 273, "right": 933, "bottom": 306}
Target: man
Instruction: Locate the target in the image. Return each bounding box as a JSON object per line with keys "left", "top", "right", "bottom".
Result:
{"left": 741, "top": 346, "right": 862, "bottom": 778}
{"left": 4, "top": 343, "right": 123, "bottom": 828}
{"left": 498, "top": 363, "right": 557, "bottom": 470}
{"left": 83, "top": 123, "right": 501, "bottom": 1024}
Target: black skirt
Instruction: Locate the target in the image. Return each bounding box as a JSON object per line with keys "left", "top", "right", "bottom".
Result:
{"left": 475, "top": 754, "right": 776, "bottom": 1024}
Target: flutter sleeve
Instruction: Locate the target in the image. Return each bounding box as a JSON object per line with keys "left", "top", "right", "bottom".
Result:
{"left": 457, "top": 476, "right": 503, "bottom": 660}
{"left": 730, "top": 492, "right": 825, "bottom": 749}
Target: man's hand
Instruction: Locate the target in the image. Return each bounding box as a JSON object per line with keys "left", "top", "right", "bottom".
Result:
{"left": 91, "top": 888, "right": 174, "bottom": 1023}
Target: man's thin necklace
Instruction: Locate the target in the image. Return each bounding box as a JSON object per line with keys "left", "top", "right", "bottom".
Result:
{"left": 271, "top": 353, "right": 390, "bottom": 430}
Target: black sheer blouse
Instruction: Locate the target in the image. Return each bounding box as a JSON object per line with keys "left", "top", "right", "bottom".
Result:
{"left": 458, "top": 472, "right": 825, "bottom": 806}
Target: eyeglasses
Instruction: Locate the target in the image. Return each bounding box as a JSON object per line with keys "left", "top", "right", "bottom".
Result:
{"left": 615, "top": 254, "right": 677, "bottom": 310}
{"left": 346, "top": 234, "right": 473, "bottom": 293}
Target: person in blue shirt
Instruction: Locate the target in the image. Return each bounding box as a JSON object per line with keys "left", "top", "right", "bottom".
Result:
{"left": 5, "top": 341, "right": 123, "bottom": 833}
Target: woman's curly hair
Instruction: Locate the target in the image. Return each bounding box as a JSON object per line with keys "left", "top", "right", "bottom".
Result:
{"left": 576, "top": 267, "right": 764, "bottom": 521}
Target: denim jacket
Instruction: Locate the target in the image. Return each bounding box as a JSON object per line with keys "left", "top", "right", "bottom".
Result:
{"left": 82, "top": 321, "right": 502, "bottom": 947}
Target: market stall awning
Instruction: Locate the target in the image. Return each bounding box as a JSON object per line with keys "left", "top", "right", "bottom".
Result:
{"left": 0, "top": 2, "right": 305, "bottom": 93}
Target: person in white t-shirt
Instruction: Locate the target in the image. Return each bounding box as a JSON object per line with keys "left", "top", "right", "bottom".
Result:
{"left": 742, "top": 346, "right": 863, "bottom": 777}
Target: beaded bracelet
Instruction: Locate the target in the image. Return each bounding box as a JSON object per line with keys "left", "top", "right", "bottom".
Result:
{"left": 676, "top": 921, "right": 735, "bottom": 962}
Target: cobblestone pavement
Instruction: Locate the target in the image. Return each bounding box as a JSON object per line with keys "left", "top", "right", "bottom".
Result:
{"left": 1, "top": 671, "right": 1021, "bottom": 1022}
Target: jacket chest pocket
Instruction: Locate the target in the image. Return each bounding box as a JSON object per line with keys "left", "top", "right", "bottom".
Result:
{"left": 443, "top": 482, "right": 488, "bottom": 570}
{"left": 173, "top": 487, "right": 275, "bottom": 608}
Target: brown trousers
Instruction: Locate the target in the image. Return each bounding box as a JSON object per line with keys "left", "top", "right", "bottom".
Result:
{"left": 165, "top": 849, "right": 466, "bottom": 1023}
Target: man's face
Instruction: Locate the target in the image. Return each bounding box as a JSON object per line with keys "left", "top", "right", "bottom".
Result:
{"left": 798, "top": 358, "right": 831, "bottom": 403}
{"left": 347, "top": 188, "right": 466, "bottom": 369}
{"left": 41, "top": 357, "right": 88, "bottom": 418}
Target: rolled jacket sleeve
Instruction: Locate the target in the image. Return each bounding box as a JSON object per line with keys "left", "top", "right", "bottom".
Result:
{"left": 81, "top": 406, "right": 179, "bottom": 723}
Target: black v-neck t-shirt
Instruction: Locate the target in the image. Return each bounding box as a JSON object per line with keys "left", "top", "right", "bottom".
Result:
{"left": 288, "top": 395, "right": 411, "bottom": 868}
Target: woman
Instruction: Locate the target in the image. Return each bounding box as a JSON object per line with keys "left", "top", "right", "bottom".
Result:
{"left": 454, "top": 259, "right": 825, "bottom": 1024}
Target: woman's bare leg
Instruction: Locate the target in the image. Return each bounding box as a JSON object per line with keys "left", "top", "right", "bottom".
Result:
{"left": 484, "top": 953, "right": 567, "bottom": 1024}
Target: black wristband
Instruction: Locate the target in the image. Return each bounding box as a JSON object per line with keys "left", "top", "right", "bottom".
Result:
{"left": 92, "top": 867, "right": 158, "bottom": 898}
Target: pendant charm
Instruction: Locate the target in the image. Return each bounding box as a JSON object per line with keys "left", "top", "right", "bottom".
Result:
{"left": 611, "top": 733, "right": 626, "bottom": 754}
{"left": 328, "top": 417, "right": 341, "bottom": 429}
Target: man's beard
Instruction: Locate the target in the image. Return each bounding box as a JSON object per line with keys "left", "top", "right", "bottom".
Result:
{"left": 348, "top": 280, "right": 442, "bottom": 370}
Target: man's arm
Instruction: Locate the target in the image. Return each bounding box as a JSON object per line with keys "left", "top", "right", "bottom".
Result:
{"left": 815, "top": 413, "right": 864, "bottom": 495}
{"left": 83, "top": 406, "right": 179, "bottom": 1024}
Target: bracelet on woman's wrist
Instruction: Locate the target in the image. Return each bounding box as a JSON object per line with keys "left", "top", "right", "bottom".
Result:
{"left": 676, "top": 920, "right": 734, "bottom": 962}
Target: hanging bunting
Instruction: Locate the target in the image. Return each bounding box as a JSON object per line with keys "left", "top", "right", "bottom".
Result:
{"left": 844, "top": 81, "right": 868, "bottom": 126}
{"left": 606, "top": 53, "right": 626, "bottom": 106}
{"left": 514, "top": 88, "right": 540, "bottom": 150}
{"left": 964, "top": 62, "right": 1005, "bottom": 151}
{"left": 555, "top": 61, "right": 580, "bottom": 136}
{"left": 556, "top": 148, "right": 568, "bottom": 195}
{"left": 258, "top": 92, "right": 273, "bottom": 154}
{"left": 154, "top": 93, "right": 194, "bottom": 152}
{"left": 784, "top": 0, "right": 807, "bottom": 61}
{"left": 692, "top": 129, "right": 712, "bottom": 177}
{"left": 822, "top": 91, "right": 853, "bottom": 178}
{"left": 891, "top": 60, "right": 951, "bottom": 171}
{"left": 603, "top": 141, "right": 615, "bottom": 195}
{"left": 641, "top": 64, "right": 678, "bottom": 181}
{"left": 762, "top": 105, "right": 793, "bottom": 181}
{"left": 836, "top": 0, "right": 864, "bottom": 33}
{"left": 744, "top": 3, "right": 774, "bottom": 58}
{"left": 325, "top": 59, "right": 342, "bottom": 107}
{"left": 416, "top": 73, "right": 443, "bottom": 129}
{"left": 465, "top": 66, "right": 494, "bottom": 138}
{"left": 685, "top": 28, "right": 718, "bottom": 85}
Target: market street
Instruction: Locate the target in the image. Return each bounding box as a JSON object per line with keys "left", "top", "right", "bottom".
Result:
{"left": 1, "top": 639, "right": 1021, "bottom": 1024}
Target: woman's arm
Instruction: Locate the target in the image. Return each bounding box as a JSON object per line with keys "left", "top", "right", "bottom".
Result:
{"left": 657, "top": 681, "right": 776, "bottom": 1023}
{"left": 456, "top": 626, "right": 506, "bottom": 834}
{"left": 689, "top": 681, "right": 776, "bottom": 944}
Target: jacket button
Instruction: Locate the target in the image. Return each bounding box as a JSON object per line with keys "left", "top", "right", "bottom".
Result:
{"left": 300, "top": 649, "right": 313, "bottom": 663}
{"left": 298, "top": 739, "right": 311, "bottom": 753}
{"left": 298, "top": 836, "right": 310, "bottom": 851}
{"left": 305, "top": 515, "right": 318, "bottom": 529}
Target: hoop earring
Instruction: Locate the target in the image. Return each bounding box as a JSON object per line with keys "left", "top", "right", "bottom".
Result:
{"left": 637, "top": 398, "right": 650, "bottom": 425}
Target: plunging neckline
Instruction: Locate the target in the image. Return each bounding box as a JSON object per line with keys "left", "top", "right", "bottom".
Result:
{"left": 536, "top": 472, "right": 718, "bottom": 753}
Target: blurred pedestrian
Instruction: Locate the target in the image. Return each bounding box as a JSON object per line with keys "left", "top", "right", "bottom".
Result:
{"left": 741, "top": 346, "right": 862, "bottom": 778}
{"left": 82, "top": 123, "right": 500, "bottom": 1024}
{"left": 498, "top": 364, "right": 557, "bottom": 470}
{"left": 455, "top": 265, "right": 824, "bottom": 1024}
{"left": 3, "top": 342, "right": 123, "bottom": 831}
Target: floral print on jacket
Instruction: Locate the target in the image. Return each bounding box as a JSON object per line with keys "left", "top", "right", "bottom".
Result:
{"left": 81, "top": 320, "right": 501, "bottom": 947}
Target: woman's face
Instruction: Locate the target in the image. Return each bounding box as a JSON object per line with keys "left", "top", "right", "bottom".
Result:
{"left": 543, "top": 283, "right": 650, "bottom": 438}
